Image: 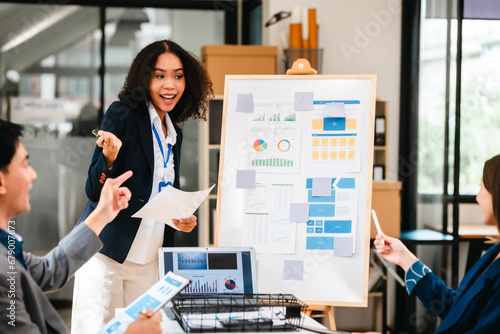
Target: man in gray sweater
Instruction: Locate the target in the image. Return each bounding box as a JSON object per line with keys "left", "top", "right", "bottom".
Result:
{"left": 0, "top": 120, "right": 162, "bottom": 333}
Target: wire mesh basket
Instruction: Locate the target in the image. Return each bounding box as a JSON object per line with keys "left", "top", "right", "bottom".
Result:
{"left": 171, "top": 293, "right": 308, "bottom": 332}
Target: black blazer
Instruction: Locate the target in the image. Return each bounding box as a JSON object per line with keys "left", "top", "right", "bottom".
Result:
{"left": 76, "top": 101, "right": 182, "bottom": 263}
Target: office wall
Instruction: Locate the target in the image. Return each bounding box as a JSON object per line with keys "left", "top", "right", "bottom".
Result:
{"left": 262, "top": 0, "right": 402, "bottom": 180}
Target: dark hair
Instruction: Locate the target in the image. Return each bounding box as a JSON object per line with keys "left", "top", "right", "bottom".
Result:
{"left": 0, "top": 120, "right": 23, "bottom": 171}
{"left": 118, "top": 40, "right": 213, "bottom": 124}
{"left": 483, "top": 154, "right": 500, "bottom": 229}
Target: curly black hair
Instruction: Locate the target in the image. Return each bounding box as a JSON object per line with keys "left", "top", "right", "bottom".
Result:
{"left": 118, "top": 40, "right": 213, "bottom": 124}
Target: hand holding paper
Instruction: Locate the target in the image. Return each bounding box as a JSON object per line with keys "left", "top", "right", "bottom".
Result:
{"left": 132, "top": 185, "right": 215, "bottom": 230}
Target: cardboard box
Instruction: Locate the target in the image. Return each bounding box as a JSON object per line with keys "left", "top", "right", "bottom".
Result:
{"left": 371, "top": 181, "right": 402, "bottom": 238}
{"left": 201, "top": 45, "right": 278, "bottom": 95}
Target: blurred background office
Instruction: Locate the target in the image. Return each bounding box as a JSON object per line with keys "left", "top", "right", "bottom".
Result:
{"left": 1, "top": 1, "right": 499, "bottom": 333}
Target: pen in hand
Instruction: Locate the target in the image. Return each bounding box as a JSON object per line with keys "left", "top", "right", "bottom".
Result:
{"left": 139, "top": 309, "right": 153, "bottom": 318}
{"left": 371, "top": 210, "right": 385, "bottom": 245}
{"left": 92, "top": 129, "right": 106, "bottom": 144}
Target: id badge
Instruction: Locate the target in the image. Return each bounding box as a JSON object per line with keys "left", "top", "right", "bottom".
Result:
{"left": 159, "top": 181, "right": 172, "bottom": 192}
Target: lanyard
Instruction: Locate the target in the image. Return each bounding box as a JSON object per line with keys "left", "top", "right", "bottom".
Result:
{"left": 152, "top": 124, "right": 172, "bottom": 168}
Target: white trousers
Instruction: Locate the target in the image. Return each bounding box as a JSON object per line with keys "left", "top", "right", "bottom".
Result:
{"left": 71, "top": 252, "right": 158, "bottom": 334}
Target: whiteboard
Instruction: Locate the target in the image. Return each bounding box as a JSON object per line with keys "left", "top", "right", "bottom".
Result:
{"left": 215, "top": 75, "right": 376, "bottom": 306}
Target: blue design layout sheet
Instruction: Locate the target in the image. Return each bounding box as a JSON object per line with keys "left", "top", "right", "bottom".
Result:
{"left": 304, "top": 177, "right": 358, "bottom": 254}
{"left": 98, "top": 272, "right": 189, "bottom": 334}
{"left": 307, "top": 100, "right": 362, "bottom": 173}
{"left": 247, "top": 99, "right": 301, "bottom": 174}
{"left": 241, "top": 174, "right": 298, "bottom": 254}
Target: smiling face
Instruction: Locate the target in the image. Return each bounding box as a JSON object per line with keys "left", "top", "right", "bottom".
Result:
{"left": 149, "top": 52, "right": 186, "bottom": 117}
{"left": 0, "top": 142, "right": 37, "bottom": 226}
{"left": 477, "top": 179, "right": 495, "bottom": 226}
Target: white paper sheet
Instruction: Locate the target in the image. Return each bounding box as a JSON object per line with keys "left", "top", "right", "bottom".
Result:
{"left": 132, "top": 185, "right": 215, "bottom": 230}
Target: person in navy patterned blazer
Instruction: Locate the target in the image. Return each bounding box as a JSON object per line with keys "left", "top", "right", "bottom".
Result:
{"left": 71, "top": 40, "right": 213, "bottom": 333}
{"left": 374, "top": 154, "right": 500, "bottom": 333}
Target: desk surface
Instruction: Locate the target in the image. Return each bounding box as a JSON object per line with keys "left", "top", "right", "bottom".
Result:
{"left": 426, "top": 224, "right": 499, "bottom": 239}
{"left": 160, "top": 311, "right": 340, "bottom": 334}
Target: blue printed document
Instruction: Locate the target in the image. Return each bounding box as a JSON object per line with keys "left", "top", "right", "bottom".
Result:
{"left": 98, "top": 271, "right": 190, "bottom": 334}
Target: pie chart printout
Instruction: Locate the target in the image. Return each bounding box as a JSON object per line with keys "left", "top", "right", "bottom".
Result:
{"left": 253, "top": 139, "right": 267, "bottom": 152}
{"left": 225, "top": 279, "right": 236, "bottom": 290}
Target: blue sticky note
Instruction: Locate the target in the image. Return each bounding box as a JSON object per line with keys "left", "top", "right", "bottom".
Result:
{"left": 325, "top": 102, "right": 345, "bottom": 117}
{"left": 236, "top": 170, "right": 256, "bottom": 189}
{"left": 289, "top": 203, "right": 309, "bottom": 222}
{"left": 294, "top": 92, "right": 314, "bottom": 111}
{"left": 334, "top": 237, "right": 353, "bottom": 257}
{"left": 236, "top": 93, "right": 254, "bottom": 113}
{"left": 312, "top": 177, "right": 332, "bottom": 197}
{"left": 283, "top": 260, "right": 304, "bottom": 280}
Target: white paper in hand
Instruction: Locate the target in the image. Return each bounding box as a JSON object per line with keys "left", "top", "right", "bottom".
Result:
{"left": 132, "top": 185, "right": 215, "bottom": 230}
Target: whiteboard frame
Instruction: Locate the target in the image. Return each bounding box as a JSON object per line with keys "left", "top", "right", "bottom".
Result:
{"left": 215, "top": 74, "right": 376, "bottom": 306}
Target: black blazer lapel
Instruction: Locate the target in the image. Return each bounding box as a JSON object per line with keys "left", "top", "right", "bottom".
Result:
{"left": 137, "top": 109, "right": 154, "bottom": 172}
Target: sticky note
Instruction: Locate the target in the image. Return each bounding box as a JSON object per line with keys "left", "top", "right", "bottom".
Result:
{"left": 334, "top": 237, "right": 353, "bottom": 257}
{"left": 312, "top": 178, "right": 332, "bottom": 197}
{"left": 236, "top": 93, "right": 254, "bottom": 113}
{"left": 283, "top": 260, "right": 304, "bottom": 280}
{"left": 294, "top": 92, "right": 314, "bottom": 111}
{"left": 289, "top": 203, "right": 309, "bottom": 222}
{"left": 325, "top": 102, "right": 345, "bottom": 117}
{"left": 312, "top": 119, "right": 323, "bottom": 130}
{"left": 236, "top": 170, "right": 256, "bottom": 189}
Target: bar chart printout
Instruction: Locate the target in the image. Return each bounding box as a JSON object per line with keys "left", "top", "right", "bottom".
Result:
{"left": 184, "top": 275, "right": 218, "bottom": 293}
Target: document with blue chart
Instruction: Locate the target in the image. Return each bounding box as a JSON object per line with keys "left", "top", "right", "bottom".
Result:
{"left": 304, "top": 177, "right": 357, "bottom": 254}
{"left": 98, "top": 271, "right": 190, "bottom": 334}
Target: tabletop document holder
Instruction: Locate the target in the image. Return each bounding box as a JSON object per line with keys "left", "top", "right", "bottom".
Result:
{"left": 171, "top": 293, "right": 307, "bottom": 333}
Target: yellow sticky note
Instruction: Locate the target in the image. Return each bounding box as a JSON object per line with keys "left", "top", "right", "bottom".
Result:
{"left": 312, "top": 119, "right": 323, "bottom": 130}
{"left": 348, "top": 151, "right": 355, "bottom": 160}
{"left": 321, "top": 138, "right": 329, "bottom": 146}
{"left": 346, "top": 118, "right": 357, "bottom": 130}
{"left": 312, "top": 151, "right": 320, "bottom": 160}
{"left": 313, "top": 138, "right": 320, "bottom": 147}
{"left": 330, "top": 151, "right": 338, "bottom": 160}
{"left": 348, "top": 137, "right": 356, "bottom": 146}
{"left": 321, "top": 151, "right": 329, "bottom": 160}
{"left": 339, "top": 138, "right": 347, "bottom": 146}
{"left": 339, "top": 151, "right": 346, "bottom": 160}
{"left": 331, "top": 138, "right": 338, "bottom": 146}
